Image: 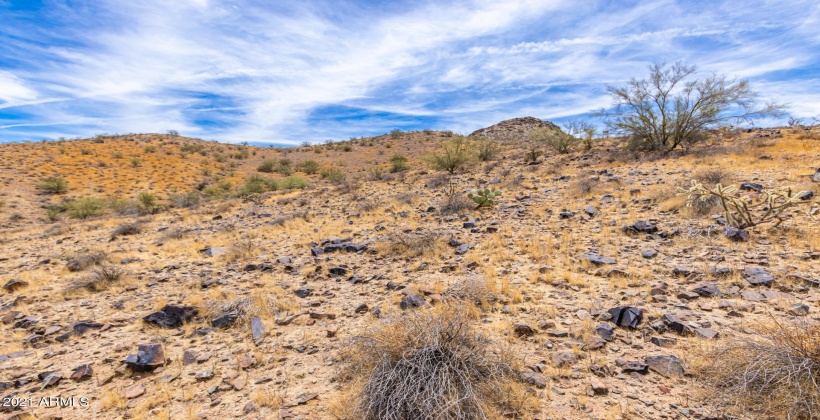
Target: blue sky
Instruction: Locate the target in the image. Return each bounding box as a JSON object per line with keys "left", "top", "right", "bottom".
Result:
{"left": 0, "top": 0, "right": 818, "bottom": 144}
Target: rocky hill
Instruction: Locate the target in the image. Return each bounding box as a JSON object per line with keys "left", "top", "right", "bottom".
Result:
{"left": 470, "top": 116, "right": 561, "bottom": 140}
{"left": 0, "top": 126, "right": 818, "bottom": 419}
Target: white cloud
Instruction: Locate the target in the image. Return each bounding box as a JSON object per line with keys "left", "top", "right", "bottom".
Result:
{"left": 1, "top": 0, "right": 819, "bottom": 143}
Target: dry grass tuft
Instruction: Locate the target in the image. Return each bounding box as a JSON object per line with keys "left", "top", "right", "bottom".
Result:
{"left": 66, "top": 265, "right": 126, "bottom": 292}
{"left": 694, "top": 318, "right": 820, "bottom": 419}
{"left": 338, "top": 307, "right": 535, "bottom": 420}
{"left": 66, "top": 249, "right": 107, "bottom": 271}
{"left": 204, "top": 290, "right": 296, "bottom": 326}
{"left": 377, "top": 232, "right": 448, "bottom": 258}
{"left": 442, "top": 276, "right": 497, "bottom": 308}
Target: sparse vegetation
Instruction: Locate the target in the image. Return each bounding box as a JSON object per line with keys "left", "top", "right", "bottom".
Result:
{"left": 297, "top": 159, "right": 320, "bottom": 174}
{"left": 389, "top": 153, "right": 409, "bottom": 173}
{"left": 340, "top": 308, "right": 533, "bottom": 419}
{"left": 37, "top": 175, "right": 68, "bottom": 194}
{"left": 320, "top": 166, "right": 346, "bottom": 183}
{"left": 681, "top": 181, "right": 809, "bottom": 228}
{"left": 468, "top": 188, "right": 501, "bottom": 209}
{"left": 598, "top": 61, "right": 787, "bottom": 152}
{"left": 429, "top": 135, "right": 470, "bottom": 173}
{"left": 66, "top": 197, "right": 106, "bottom": 219}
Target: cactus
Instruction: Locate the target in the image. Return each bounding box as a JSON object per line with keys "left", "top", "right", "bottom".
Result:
{"left": 468, "top": 188, "right": 501, "bottom": 210}
{"left": 680, "top": 181, "right": 809, "bottom": 228}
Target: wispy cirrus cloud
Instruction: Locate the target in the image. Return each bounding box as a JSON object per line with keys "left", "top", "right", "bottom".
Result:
{"left": 0, "top": 0, "right": 818, "bottom": 144}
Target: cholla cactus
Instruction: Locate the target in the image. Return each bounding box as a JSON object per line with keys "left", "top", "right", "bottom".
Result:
{"left": 468, "top": 188, "right": 501, "bottom": 210}
{"left": 680, "top": 181, "right": 809, "bottom": 228}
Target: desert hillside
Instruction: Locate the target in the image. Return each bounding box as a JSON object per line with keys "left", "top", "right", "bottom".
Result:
{"left": 0, "top": 123, "right": 819, "bottom": 420}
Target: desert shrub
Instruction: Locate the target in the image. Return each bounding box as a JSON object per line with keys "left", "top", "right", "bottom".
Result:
{"left": 111, "top": 222, "right": 141, "bottom": 238}
{"left": 477, "top": 139, "right": 500, "bottom": 161}
{"left": 66, "top": 265, "right": 125, "bottom": 292}
{"left": 442, "top": 276, "right": 497, "bottom": 307}
{"left": 257, "top": 159, "right": 276, "bottom": 173}
{"left": 368, "top": 166, "right": 385, "bottom": 181}
{"left": 598, "top": 61, "right": 786, "bottom": 152}
{"left": 67, "top": 197, "right": 106, "bottom": 219}
{"left": 427, "top": 172, "right": 451, "bottom": 188}
{"left": 320, "top": 167, "right": 346, "bottom": 183}
{"left": 227, "top": 237, "right": 256, "bottom": 260}
{"left": 238, "top": 175, "right": 278, "bottom": 198}
{"left": 276, "top": 158, "right": 293, "bottom": 175}
{"left": 429, "top": 136, "right": 470, "bottom": 173}
{"left": 389, "top": 154, "right": 409, "bottom": 173}
{"left": 111, "top": 151, "right": 124, "bottom": 159}
{"left": 695, "top": 318, "right": 820, "bottom": 419}
{"left": 342, "top": 144, "right": 353, "bottom": 152}
{"left": 180, "top": 143, "right": 206, "bottom": 154}
{"left": 108, "top": 198, "right": 141, "bottom": 216}
{"left": 339, "top": 308, "right": 533, "bottom": 420}
{"left": 378, "top": 232, "right": 447, "bottom": 258}
{"left": 297, "top": 160, "right": 320, "bottom": 174}
{"left": 66, "top": 249, "right": 107, "bottom": 272}
{"left": 137, "top": 192, "right": 163, "bottom": 214}
{"left": 203, "top": 179, "right": 233, "bottom": 200}
{"left": 169, "top": 191, "right": 201, "bottom": 209}
{"left": 281, "top": 176, "right": 308, "bottom": 190}
{"left": 37, "top": 176, "right": 68, "bottom": 194}
{"left": 129, "top": 156, "right": 142, "bottom": 167}
{"left": 694, "top": 169, "right": 732, "bottom": 185}
{"left": 390, "top": 128, "right": 402, "bottom": 139}
{"left": 143, "top": 146, "right": 156, "bottom": 153}
{"left": 80, "top": 148, "right": 92, "bottom": 155}
{"left": 204, "top": 290, "right": 296, "bottom": 327}
{"left": 530, "top": 126, "right": 576, "bottom": 154}
{"left": 571, "top": 178, "right": 597, "bottom": 195}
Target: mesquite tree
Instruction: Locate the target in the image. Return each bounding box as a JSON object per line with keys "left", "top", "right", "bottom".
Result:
{"left": 597, "top": 62, "right": 786, "bottom": 152}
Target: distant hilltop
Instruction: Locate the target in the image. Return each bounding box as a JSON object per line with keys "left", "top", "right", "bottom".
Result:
{"left": 470, "top": 116, "right": 561, "bottom": 140}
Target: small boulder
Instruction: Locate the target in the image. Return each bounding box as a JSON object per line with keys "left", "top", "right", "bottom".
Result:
{"left": 739, "top": 182, "right": 764, "bottom": 192}
{"left": 724, "top": 227, "right": 750, "bottom": 242}
{"left": 580, "top": 252, "right": 616, "bottom": 265}
{"left": 125, "top": 344, "right": 166, "bottom": 372}
{"left": 622, "top": 221, "right": 658, "bottom": 234}
{"left": 645, "top": 355, "right": 685, "bottom": 377}
{"left": 143, "top": 305, "right": 198, "bottom": 329}
{"left": 743, "top": 267, "right": 775, "bottom": 287}
{"left": 400, "top": 294, "right": 426, "bottom": 310}
{"left": 607, "top": 306, "right": 643, "bottom": 329}
{"left": 211, "top": 312, "right": 239, "bottom": 328}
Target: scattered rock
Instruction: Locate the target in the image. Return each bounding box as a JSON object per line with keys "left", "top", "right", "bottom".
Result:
{"left": 622, "top": 221, "right": 658, "bottom": 234}
{"left": 142, "top": 304, "right": 198, "bottom": 329}
{"left": 740, "top": 182, "right": 764, "bottom": 192}
{"left": 608, "top": 306, "right": 643, "bottom": 329}
{"left": 454, "top": 243, "right": 473, "bottom": 255}
{"left": 70, "top": 365, "right": 93, "bottom": 381}
{"left": 743, "top": 267, "right": 775, "bottom": 287}
{"left": 520, "top": 370, "right": 547, "bottom": 388}
{"left": 125, "top": 344, "right": 166, "bottom": 372}
{"left": 125, "top": 383, "right": 145, "bottom": 399}
{"left": 251, "top": 317, "right": 264, "bottom": 343}
{"left": 514, "top": 324, "right": 536, "bottom": 337}
{"left": 580, "top": 252, "right": 616, "bottom": 265}
{"left": 641, "top": 248, "right": 658, "bottom": 259}
{"left": 294, "top": 286, "right": 313, "bottom": 298}
{"left": 201, "top": 247, "right": 226, "bottom": 257}
{"left": 2, "top": 279, "right": 28, "bottom": 292}
{"left": 789, "top": 303, "right": 810, "bottom": 316}
{"left": 211, "top": 312, "right": 239, "bottom": 328}
{"left": 552, "top": 351, "right": 578, "bottom": 367}
{"left": 399, "top": 294, "right": 425, "bottom": 310}
{"left": 645, "top": 355, "right": 685, "bottom": 377}
{"left": 724, "top": 227, "right": 750, "bottom": 242}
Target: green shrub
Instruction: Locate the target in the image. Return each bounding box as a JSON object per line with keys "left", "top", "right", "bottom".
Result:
{"left": 477, "top": 140, "right": 500, "bottom": 161}
{"left": 203, "top": 179, "right": 233, "bottom": 200}
{"left": 257, "top": 159, "right": 276, "bottom": 173}
{"left": 130, "top": 156, "right": 142, "bottom": 167}
{"left": 143, "top": 146, "right": 156, "bottom": 153}
{"left": 238, "top": 175, "right": 278, "bottom": 198}
{"left": 67, "top": 197, "right": 106, "bottom": 219}
{"left": 38, "top": 176, "right": 68, "bottom": 194}
{"left": 389, "top": 154, "right": 409, "bottom": 173}
{"left": 112, "top": 151, "right": 124, "bottom": 159}
{"left": 297, "top": 160, "right": 320, "bottom": 174}
{"left": 390, "top": 128, "right": 402, "bottom": 139}
{"left": 137, "top": 192, "right": 162, "bottom": 214}
{"left": 80, "top": 148, "right": 92, "bottom": 155}
{"left": 320, "top": 167, "right": 346, "bottom": 183}
{"left": 529, "top": 127, "right": 576, "bottom": 154}
{"left": 281, "top": 176, "right": 309, "bottom": 190}
{"left": 342, "top": 144, "right": 353, "bottom": 152}
{"left": 170, "top": 191, "right": 201, "bottom": 209}
{"left": 429, "top": 136, "right": 470, "bottom": 173}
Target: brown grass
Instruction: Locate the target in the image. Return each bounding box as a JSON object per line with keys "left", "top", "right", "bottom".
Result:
{"left": 693, "top": 318, "right": 820, "bottom": 419}
{"left": 337, "top": 305, "right": 536, "bottom": 420}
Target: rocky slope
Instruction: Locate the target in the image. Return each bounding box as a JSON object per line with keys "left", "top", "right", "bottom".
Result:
{"left": 0, "top": 127, "right": 818, "bottom": 419}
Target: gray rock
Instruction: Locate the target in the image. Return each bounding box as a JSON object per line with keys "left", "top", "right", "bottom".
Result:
{"left": 552, "top": 351, "right": 578, "bottom": 367}
{"left": 520, "top": 371, "right": 547, "bottom": 388}
{"left": 622, "top": 221, "right": 658, "bottom": 234}
{"left": 641, "top": 248, "right": 658, "bottom": 259}
{"left": 201, "top": 247, "right": 226, "bottom": 257}
{"left": 724, "top": 227, "right": 750, "bottom": 242}
{"left": 789, "top": 303, "right": 810, "bottom": 316}
{"left": 400, "top": 294, "right": 425, "bottom": 310}
{"left": 454, "top": 244, "right": 473, "bottom": 255}
{"left": 294, "top": 286, "right": 313, "bottom": 298}
{"left": 595, "top": 323, "right": 615, "bottom": 341}
{"left": 645, "top": 355, "right": 685, "bottom": 377}
{"left": 695, "top": 328, "right": 719, "bottom": 339}
{"left": 743, "top": 267, "right": 775, "bottom": 287}
{"left": 143, "top": 305, "right": 198, "bottom": 329}
{"left": 251, "top": 318, "right": 264, "bottom": 343}
{"left": 125, "top": 343, "right": 166, "bottom": 372}
{"left": 580, "top": 252, "right": 616, "bottom": 265}
{"left": 812, "top": 169, "right": 820, "bottom": 183}
{"left": 211, "top": 312, "right": 239, "bottom": 328}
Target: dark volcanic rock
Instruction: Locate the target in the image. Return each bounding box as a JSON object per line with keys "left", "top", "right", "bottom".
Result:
{"left": 143, "top": 305, "right": 198, "bottom": 329}
{"left": 622, "top": 221, "right": 658, "bottom": 234}
{"left": 724, "top": 227, "right": 750, "bottom": 242}
{"left": 3, "top": 279, "right": 28, "bottom": 292}
{"left": 70, "top": 365, "right": 93, "bottom": 381}
{"left": 400, "top": 294, "right": 426, "bottom": 310}
{"left": 743, "top": 267, "right": 775, "bottom": 287}
{"left": 454, "top": 244, "right": 473, "bottom": 255}
{"left": 211, "top": 312, "right": 240, "bottom": 328}
{"left": 125, "top": 343, "right": 166, "bottom": 372}
{"left": 739, "top": 182, "right": 764, "bottom": 192}
{"left": 608, "top": 306, "right": 643, "bottom": 329}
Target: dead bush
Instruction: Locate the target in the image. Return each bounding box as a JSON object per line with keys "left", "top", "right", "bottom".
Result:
{"left": 694, "top": 169, "right": 733, "bottom": 185}
{"left": 66, "top": 249, "right": 107, "bottom": 272}
{"left": 378, "top": 232, "right": 447, "bottom": 258}
{"left": 66, "top": 265, "right": 126, "bottom": 292}
{"left": 694, "top": 318, "right": 820, "bottom": 419}
{"left": 339, "top": 308, "right": 534, "bottom": 420}
{"left": 111, "top": 222, "right": 141, "bottom": 238}
{"left": 204, "top": 290, "right": 296, "bottom": 326}
{"left": 442, "top": 276, "right": 497, "bottom": 308}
